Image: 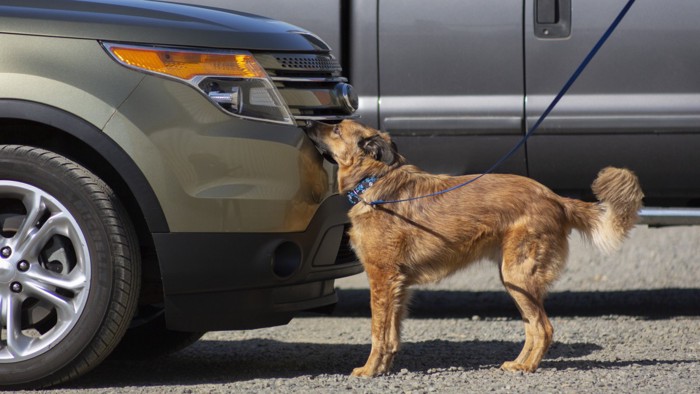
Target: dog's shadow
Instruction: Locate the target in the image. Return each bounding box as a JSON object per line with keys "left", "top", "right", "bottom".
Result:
{"left": 335, "top": 288, "right": 700, "bottom": 319}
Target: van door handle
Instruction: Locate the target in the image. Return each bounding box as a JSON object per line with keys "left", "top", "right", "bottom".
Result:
{"left": 535, "top": 0, "right": 571, "bottom": 38}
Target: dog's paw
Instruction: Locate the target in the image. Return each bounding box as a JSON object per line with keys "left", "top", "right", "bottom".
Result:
{"left": 500, "top": 361, "right": 537, "bottom": 373}
{"left": 351, "top": 366, "right": 377, "bottom": 378}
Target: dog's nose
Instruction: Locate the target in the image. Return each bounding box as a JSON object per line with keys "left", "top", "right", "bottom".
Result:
{"left": 302, "top": 120, "right": 319, "bottom": 131}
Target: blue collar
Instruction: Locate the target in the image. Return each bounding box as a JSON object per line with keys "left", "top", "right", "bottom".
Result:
{"left": 347, "top": 176, "right": 378, "bottom": 205}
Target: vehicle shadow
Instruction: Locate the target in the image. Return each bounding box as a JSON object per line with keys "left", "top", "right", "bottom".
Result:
{"left": 70, "top": 338, "right": 603, "bottom": 389}
{"left": 64, "top": 287, "right": 699, "bottom": 389}
{"left": 333, "top": 288, "right": 700, "bottom": 319}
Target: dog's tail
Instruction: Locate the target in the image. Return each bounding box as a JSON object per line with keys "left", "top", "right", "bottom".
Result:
{"left": 564, "top": 167, "right": 644, "bottom": 253}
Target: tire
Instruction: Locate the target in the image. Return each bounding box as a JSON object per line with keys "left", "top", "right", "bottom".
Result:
{"left": 0, "top": 145, "right": 140, "bottom": 389}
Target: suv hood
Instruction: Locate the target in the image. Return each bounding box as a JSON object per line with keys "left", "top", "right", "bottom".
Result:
{"left": 0, "top": 0, "right": 331, "bottom": 52}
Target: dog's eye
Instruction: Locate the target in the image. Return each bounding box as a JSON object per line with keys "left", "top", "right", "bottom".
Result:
{"left": 332, "top": 125, "right": 341, "bottom": 135}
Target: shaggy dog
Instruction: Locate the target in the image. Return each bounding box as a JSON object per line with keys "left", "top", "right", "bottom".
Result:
{"left": 305, "top": 120, "right": 643, "bottom": 377}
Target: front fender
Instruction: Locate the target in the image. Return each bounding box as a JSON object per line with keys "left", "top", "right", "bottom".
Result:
{"left": 0, "top": 99, "right": 168, "bottom": 233}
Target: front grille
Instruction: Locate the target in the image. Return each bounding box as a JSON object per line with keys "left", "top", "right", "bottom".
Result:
{"left": 274, "top": 54, "right": 341, "bottom": 74}
{"left": 254, "top": 52, "right": 356, "bottom": 124}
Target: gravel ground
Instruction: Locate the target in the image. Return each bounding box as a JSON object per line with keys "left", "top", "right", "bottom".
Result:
{"left": 23, "top": 226, "right": 700, "bottom": 393}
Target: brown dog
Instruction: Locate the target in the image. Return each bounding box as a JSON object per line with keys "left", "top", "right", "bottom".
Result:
{"left": 306, "top": 120, "right": 643, "bottom": 377}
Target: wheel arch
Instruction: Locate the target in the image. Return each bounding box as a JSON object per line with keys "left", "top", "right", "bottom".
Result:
{"left": 0, "top": 99, "right": 168, "bottom": 300}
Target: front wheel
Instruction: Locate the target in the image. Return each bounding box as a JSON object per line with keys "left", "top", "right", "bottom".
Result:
{"left": 0, "top": 145, "right": 140, "bottom": 389}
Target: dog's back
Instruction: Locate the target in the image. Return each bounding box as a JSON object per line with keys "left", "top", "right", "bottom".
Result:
{"left": 350, "top": 166, "right": 643, "bottom": 286}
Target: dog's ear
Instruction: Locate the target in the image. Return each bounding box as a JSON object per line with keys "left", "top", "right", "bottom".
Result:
{"left": 359, "top": 135, "right": 398, "bottom": 165}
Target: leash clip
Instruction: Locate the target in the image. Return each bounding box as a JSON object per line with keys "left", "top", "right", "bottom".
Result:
{"left": 361, "top": 198, "right": 378, "bottom": 209}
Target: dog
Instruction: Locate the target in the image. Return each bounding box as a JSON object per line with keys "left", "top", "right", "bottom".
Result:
{"left": 305, "top": 119, "right": 643, "bottom": 377}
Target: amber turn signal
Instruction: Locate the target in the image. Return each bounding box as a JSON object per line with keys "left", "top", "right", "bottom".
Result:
{"left": 104, "top": 44, "right": 267, "bottom": 80}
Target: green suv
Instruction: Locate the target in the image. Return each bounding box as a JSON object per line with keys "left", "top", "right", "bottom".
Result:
{"left": 0, "top": 0, "right": 361, "bottom": 388}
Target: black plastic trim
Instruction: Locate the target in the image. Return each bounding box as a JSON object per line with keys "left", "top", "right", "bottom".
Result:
{"left": 154, "top": 194, "right": 363, "bottom": 331}
{"left": 0, "top": 99, "right": 168, "bottom": 233}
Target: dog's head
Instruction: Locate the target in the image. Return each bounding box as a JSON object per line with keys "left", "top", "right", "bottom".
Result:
{"left": 305, "top": 120, "right": 402, "bottom": 167}
{"left": 305, "top": 120, "right": 404, "bottom": 192}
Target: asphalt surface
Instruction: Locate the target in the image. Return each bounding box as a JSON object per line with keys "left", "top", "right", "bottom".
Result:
{"left": 24, "top": 226, "right": 700, "bottom": 393}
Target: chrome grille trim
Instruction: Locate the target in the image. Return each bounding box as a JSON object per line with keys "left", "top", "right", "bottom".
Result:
{"left": 294, "top": 114, "right": 360, "bottom": 121}
{"left": 256, "top": 51, "right": 355, "bottom": 123}
{"left": 270, "top": 76, "right": 348, "bottom": 83}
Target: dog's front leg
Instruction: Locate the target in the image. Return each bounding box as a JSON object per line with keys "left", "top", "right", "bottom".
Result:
{"left": 352, "top": 264, "right": 408, "bottom": 378}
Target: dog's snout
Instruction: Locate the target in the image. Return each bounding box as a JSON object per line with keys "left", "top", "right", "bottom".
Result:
{"left": 302, "top": 120, "right": 338, "bottom": 164}
{"left": 303, "top": 121, "right": 323, "bottom": 142}
{"left": 302, "top": 120, "right": 318, "bottom": 131}
{"left": 302, "top": 120, "right": 330, "bottom": 138}
{"left": 303, "top": 120, "right": 342, "bottom": 133}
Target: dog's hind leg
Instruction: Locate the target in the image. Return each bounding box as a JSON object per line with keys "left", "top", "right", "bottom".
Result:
{"left": 352, "top": 264, "right": 409, "bottom": 377}
{"left": 500, "top": 279, "right": 553, "bottom": 372}
{"left": 498, "top": 229, "right": 563, "bottom": 372}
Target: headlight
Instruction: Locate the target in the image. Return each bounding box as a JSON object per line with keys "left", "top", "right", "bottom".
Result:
{"left": 102, "top": 42, "right": 293, "bottom": 125}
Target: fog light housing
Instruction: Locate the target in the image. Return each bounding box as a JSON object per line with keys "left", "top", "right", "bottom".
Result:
{"left": 271, "top": 242, "right": 302, "bottom": 279}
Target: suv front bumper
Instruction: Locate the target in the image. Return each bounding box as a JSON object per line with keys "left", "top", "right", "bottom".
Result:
{"left": 154, "top": 194, "right": 362, "bottom": 331}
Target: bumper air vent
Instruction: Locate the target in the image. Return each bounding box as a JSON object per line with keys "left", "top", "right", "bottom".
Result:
{"left": 334, "top": 225, "right": 357, "bottom": 265}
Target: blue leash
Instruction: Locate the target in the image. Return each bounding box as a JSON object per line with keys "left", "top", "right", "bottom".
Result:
{"left": 369, "top": 0, "right": 636, "bottom": 207}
